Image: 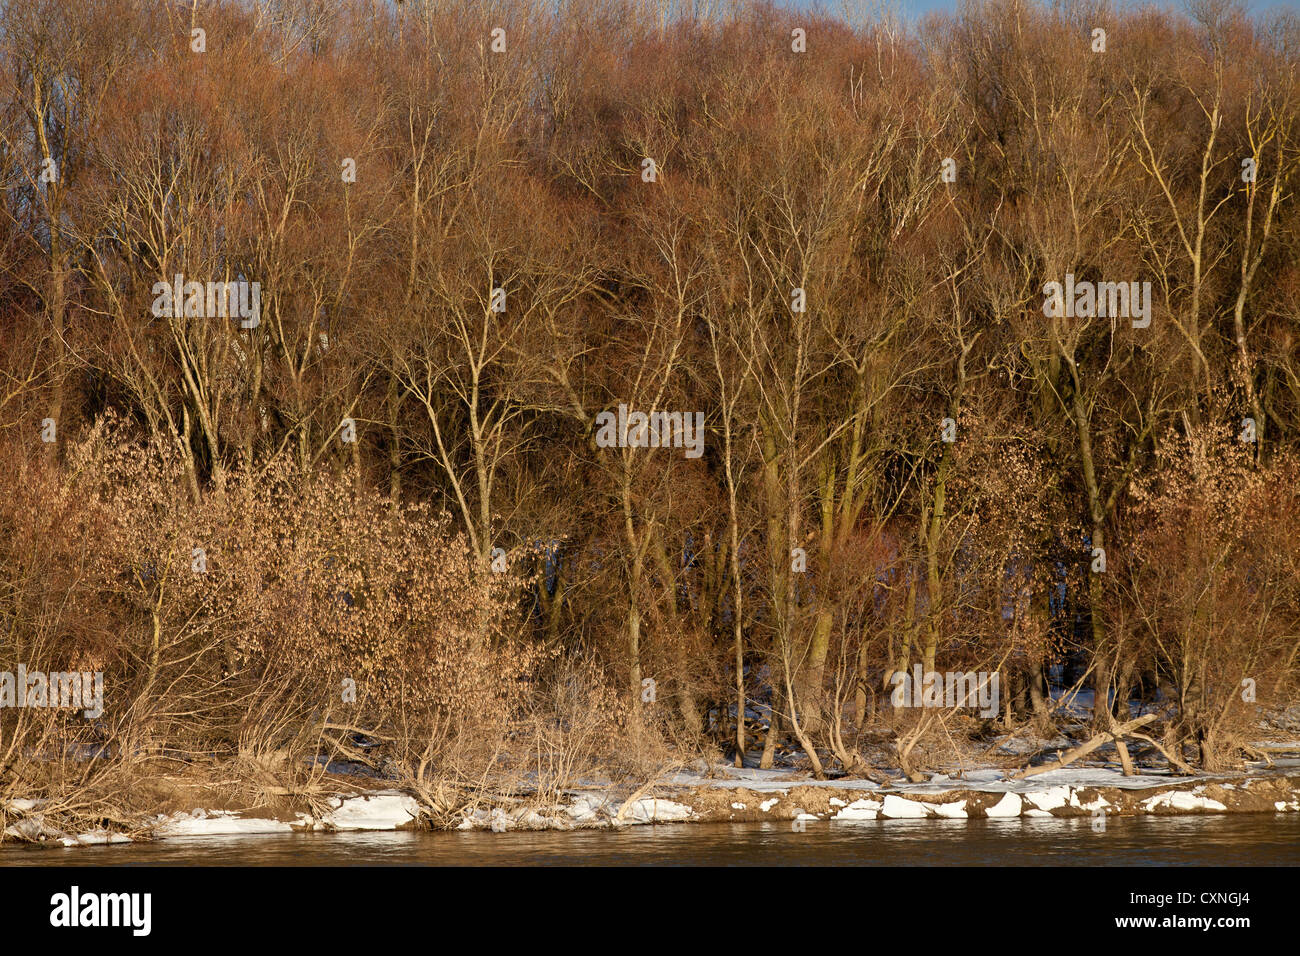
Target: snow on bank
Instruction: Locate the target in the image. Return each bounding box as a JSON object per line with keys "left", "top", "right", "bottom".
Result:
{"left": 153, "top": 809, "right": 294, "bottom": 837}
{"left": 1025, "top": 787, "right": 1071, "bottom": 812}
{"left": 2, "top": 798, "right": 44, "bottom": 813}
{"left": 3, "top": 813, "right": 147, "bottom": 846}
{"left": 6, "top": 762, "right": 1298, "bottom": 848}
{"left": 308, "top": 790, "right": 421, "bottom": 831}
{"left": 668, "top": 764, "right": 1191, "bottom": 795}
{"left": 933, "top": 800, "right": 969, "bottom": 819}
{"left": 454, "top": 792, "right": 696, "bottom": 832}
{"left": 1141, "top": 788, "right": 1227, "bottom": 813}
{"left": 882, "top": 794, "right": 931, "bottom": 818}
{"left": 833, "top": 798, "right": 881, "bottom": 820}
{"left": 660, "top": 762, "right": 1300, "bottom": 827}
{"left": 127, "top": 791, "right": 417, "bottom": 841}
{"left": 616, "top": 798, "right": 694, "bottom": 825}
{"left": 58, "top": 830, "right": 134, "bottom": 847}
{"left": 984, "top": 793, "right": 1022, "bottom": 818}
{"left": 153, "top": 790, "right": 422, "bottom": 837}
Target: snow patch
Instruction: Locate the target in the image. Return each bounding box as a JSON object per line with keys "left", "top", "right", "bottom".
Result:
{"left": 1025, "top": 787, "right": 1071, "bottom": 812}
{"left": 832, "top": 798, "right": 881, "bottom": 821}
{"left": 3, "top": 798, "right": 44, "bottom": 813}
{"left": 59, "top": 830, "right": 133, "bottom": 847}
{"left": 617, "top": 798, "right": 693, "bottom": 824}
{"left": 880, "top": 795, "right": 931, "bottom": 819}
{"left": 932, "top": 800, "right": 968, "bottom": 819}
{"left": 565, "top": 793, "right": 611, "bottom": 825}
{"left": 1142, "top": 791, "right": 1227, "bottom": 813}
{"left": 984, "top": 792, "right": 1022, "bottom": 818}
{"left": 153, "top": 809, "right": 293, "bottom": 837}
{"left": 317, "top": 790, "right": 420, "bottom": 831}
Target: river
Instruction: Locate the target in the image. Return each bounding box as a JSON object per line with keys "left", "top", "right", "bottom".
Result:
{"left": 2, "top": 814, "right": 1297, "bottom": 865}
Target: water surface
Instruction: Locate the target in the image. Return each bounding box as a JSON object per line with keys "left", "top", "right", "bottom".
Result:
{"left": 3, "top": 814, "right": 1297, "bottom": 865}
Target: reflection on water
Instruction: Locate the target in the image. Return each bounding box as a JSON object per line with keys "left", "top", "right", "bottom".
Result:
{"left": 2, "top": 814, "right": 1297, "bottom": 866}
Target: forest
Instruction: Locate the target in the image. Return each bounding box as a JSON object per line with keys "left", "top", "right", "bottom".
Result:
{"left": 1, "top": 0, "right": 1298, "bottom": 831}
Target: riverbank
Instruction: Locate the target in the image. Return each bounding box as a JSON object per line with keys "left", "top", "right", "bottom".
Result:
{"left": 6, "top": 760, "right": 1300, "bottom": 848}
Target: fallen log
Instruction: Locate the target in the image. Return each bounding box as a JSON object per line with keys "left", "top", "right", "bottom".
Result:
{"left": 1010, "top": 713, "right": 1158, "bottom": 780}
{"left": 1128, "top": 731, "right": 1196, "bottom": 775}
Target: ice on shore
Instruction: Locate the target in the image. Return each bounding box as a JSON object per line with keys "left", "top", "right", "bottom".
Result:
{"left": 3, "top": 814, "right": 136, "bottom": 846}
{"left": 59, "top": 829, "right": 134, "bottom": 847}
{"left": 616, "top": 798, "right": 693, "bottom": 824}
{"left": 317, "top": 790, "right": 421, "bottom": 831}
{"left": 7, "top": 753, "right": 1297, "bottom": 849}
{"left": 1025, "top": 787, "right": 1072, "bottom": 812}
{"left": 932, "top": 800, "right": 968, "bottom": 819}
{"left": 832, "top": 798, "right": 881, "bottom": 820}
{"left": 669, "top": 764, "right": 1180, "bottom": 795}
{"left": 984, "top": 793, "right": 1022, "bottom": 818}
{"left": 1141, "top": 789, "right": 1226, "bottom": 813}
{"left": 566, "top": 793, "right": 612, "bottom": 824}
{"left": 881, "top": 795, "right": 931, "bottom": 818}
{"left": 155, "top": 790, "right": 419, "bottom": 836}
{"left": 1076, "top": 794, "right": 1110, "bottom": 812}
{"left": 153, "top": 809, "right": 293, "bottom": 836}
